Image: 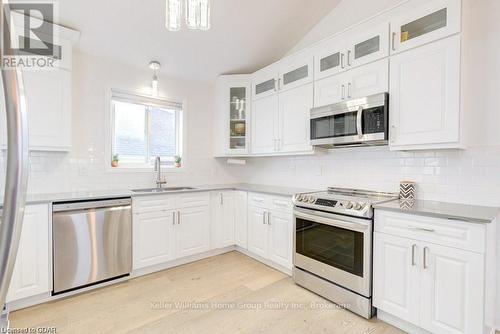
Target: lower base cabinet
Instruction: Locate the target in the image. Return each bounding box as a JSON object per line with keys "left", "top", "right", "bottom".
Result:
{"left": 7, "top": 204, "right": 50, "bottom": 302}
{"left": 176, "top": 206, "right": 210, "bottom": 258}
{"left": 247, "top": 193, "right": 293, "bottom": 270}
{"left": 373, "top": 209, "right": 493, "bottom": 334}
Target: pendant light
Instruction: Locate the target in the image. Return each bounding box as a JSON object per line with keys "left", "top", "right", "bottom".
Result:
{"left": 149, "top": 61, "right": 161, "bottom": 97}
{"left": 166, "top": 0, "right": 211, "bottom": 31}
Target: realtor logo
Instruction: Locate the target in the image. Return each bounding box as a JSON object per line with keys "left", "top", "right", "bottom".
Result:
{"left": 1, "top": 1, "right": 59, "bottom": 69}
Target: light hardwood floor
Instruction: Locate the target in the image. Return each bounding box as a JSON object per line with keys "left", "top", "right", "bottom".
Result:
{"left": 11, "top": 252, "right": 404, "bottom": 334}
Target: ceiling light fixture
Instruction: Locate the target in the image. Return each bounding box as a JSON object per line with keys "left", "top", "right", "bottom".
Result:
{"left": 165, "top": 0, "right": 211, "bottom": 31}
{"left": 149, "top": 61, "right": 161, "bottom": 97}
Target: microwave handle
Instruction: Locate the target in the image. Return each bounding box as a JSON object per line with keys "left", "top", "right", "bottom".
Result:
{"left": 356, "top": 106, "right": 363, "bottom": 138}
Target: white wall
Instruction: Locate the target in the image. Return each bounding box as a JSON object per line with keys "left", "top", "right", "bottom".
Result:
{"left": 0, "top": 51, "right": 236, "bottom": 194}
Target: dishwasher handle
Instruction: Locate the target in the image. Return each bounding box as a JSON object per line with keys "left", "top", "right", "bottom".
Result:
{"left": 53, "top": 198, "right": 132, "bottom": 212}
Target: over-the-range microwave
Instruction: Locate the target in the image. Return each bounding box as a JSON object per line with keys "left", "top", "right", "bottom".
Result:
{"left": 310, "top": 92, "right": 389, "bottom": 148}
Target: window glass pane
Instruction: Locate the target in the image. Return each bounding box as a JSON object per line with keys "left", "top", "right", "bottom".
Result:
{"left": 149, "top": 107, "right": 177, "bottom": 161}
{"left": 255, "top": 79, "right": 275, "bottom": 95}
{"left": 283, "top": 65, "right": 308, "bottom": 85}
{"left": 113, "top": 101, "right": 146, "bottom": 162}
{"left": 320, "top": 53, "right": 340, "bottom": 72}
{"left": 354, "top": 36, "right": 380, "bottom": 59}
{"left": 401, "top": 8, "right": 447, "bottom": 42}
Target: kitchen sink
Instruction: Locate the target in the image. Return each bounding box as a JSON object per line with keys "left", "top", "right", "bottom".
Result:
{"left": 132, "top": 187, "right": 196, "bottom": 193}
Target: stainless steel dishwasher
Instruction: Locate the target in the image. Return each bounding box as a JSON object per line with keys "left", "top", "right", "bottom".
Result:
{"left": 52, "top": 198, "right": 132, "bottom": 294}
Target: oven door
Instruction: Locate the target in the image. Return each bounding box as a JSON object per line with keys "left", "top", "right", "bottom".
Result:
{"left": 293, "top": 207, "right": 372, "bottom": 297}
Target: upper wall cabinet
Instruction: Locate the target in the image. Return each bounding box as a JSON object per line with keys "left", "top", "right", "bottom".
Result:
{"left": 214, "top": 75, "right": 251, "bottom": 156}
{"left": 348, "top": 23, "right": 390, "bottom": 68}
{"left": 389, "top": 35, "right": 461, "bottom": 150}
{"left": 390, "top": 0, "right": 461, "bottom": 54}
{"left": 314, "top": 36, "right": 347, "bottom": 80}
{"left": 278, "top": 51, "right": 313, "bottom": 92}
{"left": 252, "top": 65, "right": 278, "bottom": 101}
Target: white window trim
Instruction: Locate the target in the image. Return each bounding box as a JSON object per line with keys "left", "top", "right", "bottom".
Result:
{"left": 105, "top": 88, "right": 187, "bottom": 173}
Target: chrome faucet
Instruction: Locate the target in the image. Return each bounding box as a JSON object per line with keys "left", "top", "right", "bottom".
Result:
{"left": 154, "top": 156, "right": 167, "bottom": 189}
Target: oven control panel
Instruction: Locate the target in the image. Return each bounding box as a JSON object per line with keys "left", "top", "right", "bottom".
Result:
{"left": 292, "top": 193, "right": 370, "bottom": 217}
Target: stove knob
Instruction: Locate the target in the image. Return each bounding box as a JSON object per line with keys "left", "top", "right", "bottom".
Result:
{"left": 309, "top": 196, "right": 316, "bottom": 204}
{"left": 345, "top": 201, "right": 353, "bottom": 209}
{"left": 353, "top": 202, "right": 362, "bottom": 210}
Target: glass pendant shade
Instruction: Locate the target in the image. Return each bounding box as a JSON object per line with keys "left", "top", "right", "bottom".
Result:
{"left": 185, "top": 0, "right": 211, "bottom": 30}
{"left": 165, "top": 0, "right": 182, "bottom": 31}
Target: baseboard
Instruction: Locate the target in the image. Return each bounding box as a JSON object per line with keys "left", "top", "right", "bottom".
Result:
{"left": 235, "top": 246, "right": 292, "bottom": 276}
{"left": 377, "top": 310, "right": 432, "bottom": 334}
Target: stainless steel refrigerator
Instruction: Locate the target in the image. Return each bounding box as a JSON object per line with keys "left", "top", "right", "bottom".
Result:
{"left": 0, "top": 2, "right": 30, "bottom": 329}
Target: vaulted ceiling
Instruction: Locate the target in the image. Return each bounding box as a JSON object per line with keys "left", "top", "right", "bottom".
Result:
{"left": 56, "top": 0, "right": 341, "bottom": 82}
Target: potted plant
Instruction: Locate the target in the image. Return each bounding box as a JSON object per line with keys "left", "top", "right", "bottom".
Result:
{"left": 111, "top": 154, "right": 119, "bottom": 167}
{"left": 174, "top": 155, "right": 181, "bottom": 168}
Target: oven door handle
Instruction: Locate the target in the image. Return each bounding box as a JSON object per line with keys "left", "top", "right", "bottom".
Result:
{"left": 294, "top": 207, "right": 370, "bottom": 232}
{"left": 356, "top": 105, "right": 363, "bottom": 139}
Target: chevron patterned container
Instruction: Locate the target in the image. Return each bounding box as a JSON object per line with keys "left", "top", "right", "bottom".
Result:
{"left": 400, "top": 181, "right": 416, "bottom": 200}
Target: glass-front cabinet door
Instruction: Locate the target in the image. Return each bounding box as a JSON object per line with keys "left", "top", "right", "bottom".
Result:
{"left": 390, "top": 0, "right": 460, "bottom": 54}
{"left": 347, "top": 22, "right": 389, "bottom": 68}
{"left": 252, "top": 64, "right": 278, "bottom": 101}
{"left": 314, "top": 36, "right": 347, "bottom": 80}
{"left": 214, "top": 75, "right": 251, "bottom": 156}
{"left": 279, "top": 51, "right": 313, "bottom": 92}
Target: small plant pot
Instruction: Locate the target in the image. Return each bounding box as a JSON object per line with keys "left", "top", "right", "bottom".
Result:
{"left": 111, "top": 161, "right": 119, "bottom": 168}
{"left": 174, "top": 162, "right": 181, "bottom": 168}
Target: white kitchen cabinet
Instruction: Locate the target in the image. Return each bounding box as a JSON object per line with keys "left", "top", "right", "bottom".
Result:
{"left": 267, "top": 210, "right": 293, "bottom": 269}
{"left": 132, "top": 192, "right": 210, "bottom": 270}
{"left": 278, "top": 83, "right": 313, "bottom": 153}
{"left": 7, "top": 204, "right": 50, "bottom": 302}
{"left": 374, "top": 209, "right": 494, "bottom": 334}
{"left": 247, "top": 193, "right": 293, "bottom": 270}
{"left": 252, "top": 65, "right": 278, "bottom": 101}
{"left": 247, "top": 206, "right": 269, "bottom": 258}
{"left": 278, "top": 50, "right": 313, "bottom": 92}
{"left": 314, "top": 59, "right": 388, "bottom": 108}
{"left": 234, "top": 191, "right": 248, "bottom": 249}
{"left": 389, "top": 36, "right": 461, "bottom": 150}
{"left": 347, "top": 22, "right": 389, "bottom": 69}
{"left": 211, "top": 191, "right": 235, "bottom": 249}
{"left": 177, "top": 206, "right": 211, "bottom": 258}
{"left": 133, "top": 210, "right": 175, "bottom": 269}
{"left": 214, "top": 75, "right": 251, "bottom": 156}
{"left": 390, "top": 0, "right": 461, "bottom": 55}
{"left": 251, "top": 94, "right": 279, "bottom": 154}
{"left": 314, "top": 35, "right": 347, "bottom": 80}
{"left": 373, "top": 232, "right": 420, "bottom": 325}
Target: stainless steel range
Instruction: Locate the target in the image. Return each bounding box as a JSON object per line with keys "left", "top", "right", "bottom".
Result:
{"left": 292, "top": 187, "right": 398, "bottom": 319}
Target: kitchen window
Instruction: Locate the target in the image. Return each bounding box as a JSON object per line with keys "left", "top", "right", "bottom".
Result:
{"left": 110, "top": 91, "right": 183, "bottom": 169}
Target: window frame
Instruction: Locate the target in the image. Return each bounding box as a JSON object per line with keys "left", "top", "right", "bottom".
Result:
{"left": 106, "top": 89, "right": 185, "bottom": 172}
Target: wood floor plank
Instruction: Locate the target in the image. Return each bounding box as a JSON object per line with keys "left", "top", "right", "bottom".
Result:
{"left": 10, "top": 251, "right": 404, "bottom": 334}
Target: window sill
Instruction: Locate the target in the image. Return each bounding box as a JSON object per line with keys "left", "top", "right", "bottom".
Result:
{"left": 106, "top": 166, "right": 185, "bottom": 173}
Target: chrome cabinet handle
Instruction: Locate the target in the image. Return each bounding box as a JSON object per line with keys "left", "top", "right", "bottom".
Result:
{"left": 347, "top": 50, "right": 352, "bottom": 66}
{"left": 267, "top": 212, "right": 271, "bottom": 225}
{"left": 278, "top": 78, "right": 281, "bottom": 90}
{"left": 347, "top": 82, "right": 352, "bottom": 98}
{"left": 408, "top": 226, "right": 435, "bottom": 232}
{"left": 172, "top": 211, "right": 176, "bottom": 225}
{"left": 341, "top": 84, "right": 345, "bottom": 100}
{"left": 177, "top": 210, "right": 181, "bottom": 225}
{"left": 411, "top": 244, "right": 417, "bottom": 266}
{"left": 219, "top": 193, "right": 223, "bottom": 205}
{"left": 392, "top": 32, "right": 397, "bottom": 51}
{"left": 356, "top": 106, "right": 363, "bottom": 138}
{"left": 340, "top": 53, "right": 345, "bottom": 69}
{"left": 423, "top": 247, "right": 429, "bottom": 269}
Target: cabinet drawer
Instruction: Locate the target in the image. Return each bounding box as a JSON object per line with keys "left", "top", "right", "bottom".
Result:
{"left": 177, "top": 192, "right": 210, "bottom": 208}
{"left": 133, "top": 195, "right": 176, "bottom": 213}
{"left": 248, "top": 193, "right": 270, "bottom": 209}
{"left": 374, "top": 210, "right": 486, "bottom": 253}
{"left": 271, "top": 197, "right": 292, "bottom": 213}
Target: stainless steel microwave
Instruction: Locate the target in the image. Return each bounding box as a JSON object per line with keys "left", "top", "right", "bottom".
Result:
{"left": 310, "top": 93, "right": 389, "bottom": 148}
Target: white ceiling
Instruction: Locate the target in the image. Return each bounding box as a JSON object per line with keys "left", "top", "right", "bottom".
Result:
{"left": 56, "top": 0, "right": 341, "bottom": 82}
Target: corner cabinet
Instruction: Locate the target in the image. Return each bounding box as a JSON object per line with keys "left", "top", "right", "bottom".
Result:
{"left": 373, "top": 209, "right": 496, "bottom": 334}
{"left": 214, "top": 75, "right": 251, "bottom": 156}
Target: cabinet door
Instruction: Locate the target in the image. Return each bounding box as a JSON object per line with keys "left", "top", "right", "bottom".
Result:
{"left": 278, "top": 83, "right": 313, "bottom": 153}
{"left": 247, "top": 206, "right": 268, "bottom": 259}
{"left": 279, "top": 52, "right": 313, "bottom": 92}
{"left": 252, "top": 65, "right": 278, "bottom": 100}
{"left": 314, "top": 36, "right": 347, "bottom": 80}
{"left": 234, "top": 191, "right": 248, "bottom": 249}
{"left": 214, "top": 75, "right": 251, "bottom": 156}
{"left": 133, "top": 210, "right": 175, "bottom": 269}
{"left": 251, "top": 94, "right": 279, "bottom": 154}
{"left": 23, "top": 69, "right": 71, "bottom": 150}
{"left": 314, "top": 71, "right": 347, "bottom": 108}
{"left": 176, "top": 206, "right": 210, "bottom": 258}
{"left": 373, "top": 232, "right": 420, "bottom": 326}
{"left": 268, "top": 210, "right": 292, "bottom": 270}
{"left": 7, "top": 204, "right": 50, "bottom": 302}
{"left": 389, "top": 36, "right": 460, "bottom": 149}
{"left": 390, "top": 0, "right": 460, "bottom": 54}
{"left": 348, "top": 23, "right": 389, "bottom": 68}
{"left": 420, "top": 244, "right": 484, "bottom": 334}
{"left": 347, "top": 59, "right": 389, "bottom": 99}
{"left": 212, "top": 191, "right": 235, "bottom": 248}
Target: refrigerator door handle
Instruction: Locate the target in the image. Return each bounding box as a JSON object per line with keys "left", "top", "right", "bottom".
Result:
{"left": 0, "top": 2, "right": 30, "bottom": 316}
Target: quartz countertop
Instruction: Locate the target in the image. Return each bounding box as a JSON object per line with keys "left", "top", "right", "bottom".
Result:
{"left": 374, "top": 199, "right": 499, "bottom": 224}
{"left": 0, "top": 183, "right": 315, "bottom": 207}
